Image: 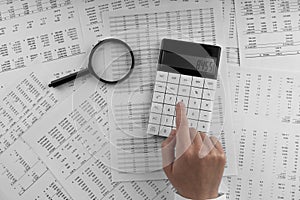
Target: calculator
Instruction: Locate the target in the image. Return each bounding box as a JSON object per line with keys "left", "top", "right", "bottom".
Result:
{"left": 147, "top": 38, "right": 221, "bottom": 137}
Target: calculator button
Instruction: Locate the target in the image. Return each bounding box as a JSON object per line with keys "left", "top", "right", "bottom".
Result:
{"left": 163, "top": 104, "right": 175, "bottom": 116}
{"left": 188, "top": 98, "right": 201, "bottom": 109}
{"left": 178, "top": 85, "right": 190, "bottom": 96}
{"left": 187, "top": 108, "right": 200, "bottom": 120}
{"left": 188, "top": 119, "right": 198, "bottom": 129}
{"left": 192, "top": 76, "right": 204, "bottom": 88}
{"left": 199, "top": 110, "right": 212, "bottom": 122}
{"left": 153, "top": 92, "right": 165, "bottom": 103}
{"left": 147, "top": 124, "right": 159, "bottom": 135}
{"left": 149, "top": 113, "right": 161, "bottom": 124}
{"left": 154, "top": 81, "right": 166, "bottom": 93}
{"left": 164, "top": 94, "right": 176, "bottom": 105}
{"left": 166, "top": 83, "right": 178, "bottom": 95}
{"left": 201, "top": 99, "right": 213, "bottom": 111}
{"left": 202, "top": 89, "right": 215, "bottom": 100}
{"left": 167, "top": 72, "right": 180, "bottom": 84}
{"left": 150, "top": 102, "right": 163, "bottom": 114}
{"left": 159, "top": 126, "right": 171, "bottom": 137}
{"left": 197, "top": 121, "right": 210, "bottom": 132}
{"left": 204, "top": 79, "right": 217, "bottom": 90}
{"left": 190, "top": 87, "right": 203, "bottom": 98}
{"left": 176, "top": 96, "right": 189, "bottom": 107}
{"left": 161, "top": 115, "right": 173, "bottom": 126}
{"left": 180, "top": 74, "right": 192, "bottom": 86}
{"left": 156, "top": 71, "right": 168, "bottom": 82}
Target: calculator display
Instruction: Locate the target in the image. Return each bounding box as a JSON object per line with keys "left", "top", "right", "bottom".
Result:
{"left": 179, "top": 54, "right": 217, "bottom": 76}
{"left": 158, "top": 39, "right": 221, "bottom": 79}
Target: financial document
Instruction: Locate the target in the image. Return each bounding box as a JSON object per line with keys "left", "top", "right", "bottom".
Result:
{"left": 166, "top": 0, "right": 240, "bottom": 67}
{"left": 0, "top": 0, "right": 72, "bottom": 20}
{"left": 76, "top": 0, "right": 163, "bottom": 49}
{"left": 224, "top": 0, "right": 240, "bottom": 67}
{"left": 0, "top": 65, "right": 70, "bottom": 154}
{"left": 230, "top": 67, "right": 300, "bottom": 124}
{"left": 104, "top": 1, "right": 237, "bottom": 181}
{"left": 235, "top": 0, "right": 300, "bottom": 70}
{"left": 0, "top": 0, "right": 84, "bottom": 73}
{"left": 226, "top": 118, "right": 300, "bottom": 199}
{"left": 226, "top": 66, "right": 300, "bottom": 199}
{"left": 166, "top": 0, "right": 225, "bottom": 17}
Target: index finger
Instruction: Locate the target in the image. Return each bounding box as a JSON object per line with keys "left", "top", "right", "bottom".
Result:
{"left": 175, "top": 102, "right": 191, "bottom": 156}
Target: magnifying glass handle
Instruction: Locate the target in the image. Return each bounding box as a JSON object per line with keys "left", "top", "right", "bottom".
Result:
{"left": 48, "top": 69, "right": 89, "bottom": 88}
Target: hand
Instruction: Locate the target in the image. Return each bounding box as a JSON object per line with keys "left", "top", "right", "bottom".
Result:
{"left": 161, "top": 102, "right": 226, "bottom": 200}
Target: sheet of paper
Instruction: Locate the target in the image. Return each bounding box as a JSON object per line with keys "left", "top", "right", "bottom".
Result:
{"left": 166, "top": 0, "right": 225, "bottom": 16}
{"left": 165, "top": 0, "right": 240, "bottom": 67}
{"left": 235, "top": 0, "right": 300, "bottom": 70}
{"left": 224, "top": 0, "right": 240, "bottom": 67}
{"left": 226, "top": 118, "right": 300, "bottom": 199}
{"left": 104, "top": 0, "right": 237, "bottom": 181}
{"left": 76, "top": 0, "right": 163, "bottom": 49}
{"left": 229, "top": 67, "right": 300, "bottom": 124}
{"left": 0, "top": 0, "right": 84, "bottom": 73}
{"left": 0, "top": 0, "right": 72, "bottom": 20}
{"left": 210, "top": 71, "right": 237, "bottom": 177}
{"left": 158, "top": 0, "right": 239, "bottom": 156}
{"left": 22, "top": 77, "right": 174, "bottom": 200}
{"left": 0, "top": 67, "right": 59, "bottom": 154}
{"left": 226, "top": 66, "right": 300, "bottom": 199}
{"left": 160, "top": 2, "right": 239, "bottom": 174}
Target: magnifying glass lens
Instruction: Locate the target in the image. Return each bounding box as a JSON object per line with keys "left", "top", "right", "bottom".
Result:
{"left": 90, "top": 40, "right": 133, "bottom": 83}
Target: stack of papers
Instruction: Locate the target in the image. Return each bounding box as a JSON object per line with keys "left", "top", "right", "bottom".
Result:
{"left": 0, "top": 0, "right": 299, "bottom": 199}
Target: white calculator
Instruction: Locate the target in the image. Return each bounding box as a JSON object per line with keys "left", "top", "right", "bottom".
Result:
{"left": 147, "top": 38, "right": 221, "bottom": 137}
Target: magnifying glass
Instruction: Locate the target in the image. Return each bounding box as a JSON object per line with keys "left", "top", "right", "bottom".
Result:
{"left": 48, "top": 38, "right": 135, "bottom": 87}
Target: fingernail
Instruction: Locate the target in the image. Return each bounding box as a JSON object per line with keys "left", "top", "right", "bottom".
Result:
{"left": 177, "top": 101, "right": 184, "bottom": 108}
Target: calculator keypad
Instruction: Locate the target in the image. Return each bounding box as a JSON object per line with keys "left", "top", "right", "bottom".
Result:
{"left": 147, "top": 71, "right": 217, "bottom": 137}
